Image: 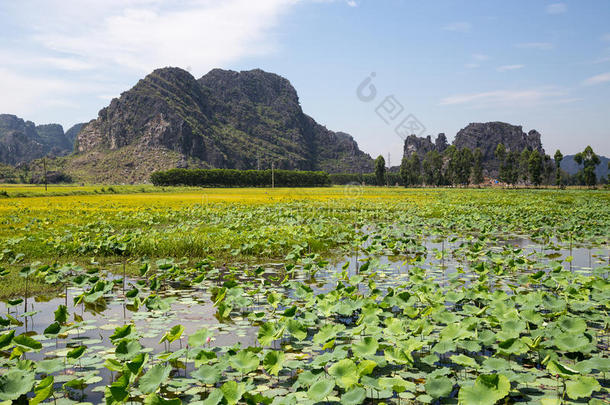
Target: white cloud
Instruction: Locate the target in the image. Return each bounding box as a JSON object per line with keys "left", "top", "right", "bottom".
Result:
{"left": 439, "top": 88, "right": 567, "bottom": 107}
{"left": 602, "top": 33, "right": 610, "bottom": 42}
{"left": 582, "top": 72, "right": 610, "bottom": 86}
{"left": 465, "top": 63, "right": 480, "bottom": 69}
{"left": 516, "top": 42, "right": 554, "bottom": 50}
{"left": 546, "top": 3, "right": 567, "bottom": 14}
{"left": 472, "top": 53, "right": 489, "bottom": 61}
{"left": 497, "top": 64, "right": 525, "bottom": 72}
{"left": 346, "top": 0, "right": 357, "bottom": 6}
{"left": 23, "top": 0, "right": 298, "bottom": 74}
{"left": 0, "top": 0, "right": 308, "bottom": 123}
{"left": 0, "top": 68, "right": 101, "bottom": 116}
{"left": 442, "top": 22, "right": 471, "bottom": 33}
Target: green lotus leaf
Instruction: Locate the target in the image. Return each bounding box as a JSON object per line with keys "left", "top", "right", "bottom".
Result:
{"left": 229, "top": 350, "right": 260, "bottom": 374}
{"left": 126, "top": 352, "right": 148, "bottom": 375}
{"left": 553, "top": 332, "right": 591, "bottom": 353}
{"left": 307, "top": 378, "right": 334, "bottom": 401}
{"left": 258, "top": 322, "right": 281, "bottom": 347}
{"left": 425, "top": 376, "right": 453, "bottom": 399}
{"left": 110, "top": 324, "right": 133, "bottom": 341}
{"left": 159, "top": 324, "right": 184, "bottom": 344}
{"left": 313, "top": 324, "right": 345, "bottom": 345}
{"left": 192, "top": 365, "right": 222, "bottom": 385}
{"left": 66, "top": 345, "right": 86, "bottom": 360}
{"left": 565, "top": 376, "right": 601, "bottom": 400}
{"left": 352, "top": 336, "right": 379, "bottom": 358}
{"left": 37, "top": 358, "right": 64, "bottom": 374}
{"left": 104, "top": 358, "right": 124, "bottom": 372}
{"left": 328, "top": 358, "right": 359, "bottom": 389}
{"left": 557, "top": 316, "right": 587, "bottom": 334}
{"left": 0, "top": 368, "right": 36, "bottom": 401}
{"left": 0, "top": 330, "right": 15, "bottom": 349}
{"left": 201, "top": 388, "right": 223, "bottom": 405}
{"left": 220, "top": 381, "right": 246, "bottom": 405}
{"left": 450, "top": 354, "right": 478, "bottom": 369}
{"left": 340, "top": 386, "right": 366, "bottom": 405}
{"left": 282, "top": 305, "right": 297, "bottom": 317}
{"left": 139, "top": 363, "right": 172, "bottom": 394}
{"left": 13, "top": 334, "right": 42, "bottom": 351}
{"left": 458, "top": 374, "right": 510, "bottom": 405}
{"left": 379, "top": 376, "right": 415, "bottom": 393}
{"left": 546, "top": 360, "right": 579, "bottom": 377}
{"left": 30, "top": 375, "right": 53, "bottom": 405}
{"left": 116, "top": 339, "right": 143, "bottom": 361}
{"left": 286, "top": 319, "right": 307, "bottom": 341}
{"left": 43, "top": 322, "right": 61, "bottom": 337}
{"left": 126, "top": 287, "right": 139, "bottom": 298}
{"left": 54, "top": 305, "right": 68, "bottom": 324}
{"left": 263, "top": 350, "right": 285, "bottom": 376}
{"left": 188, "top": 327, "right": 213, "bottom": 347}
{"left": 497, "top": 337, "right": 528, "bottom": 356}
{"left": 143, "top": 393, "right": 182, "bottom": 405}
{"left": 384, "top": 346, "right": 413, "bottom": 365}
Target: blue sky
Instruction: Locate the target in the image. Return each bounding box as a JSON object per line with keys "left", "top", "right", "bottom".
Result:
{"left": 1, "top": 0, "right": 608, "bottom": 158}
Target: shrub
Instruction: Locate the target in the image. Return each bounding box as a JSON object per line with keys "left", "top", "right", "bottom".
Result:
{"left": 150, "top": 168, "right": 331, "bottom": 187}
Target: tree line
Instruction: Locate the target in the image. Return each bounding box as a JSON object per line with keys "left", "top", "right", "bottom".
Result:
{"left": 150, "top": 168, "right": 331, "bottom": 187}
{"left": 366, "top": 144, "right": 605, "bottom": 187}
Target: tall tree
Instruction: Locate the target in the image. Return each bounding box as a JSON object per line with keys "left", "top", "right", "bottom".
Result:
{"left": 494, "top": 143, "right": 507, "bottom": 183}
{"left": 375, "top": 155, "right": 386, "bottom": 186}
{"left": 399, "top": 156, "right": 409, "bottom": 186}
{"left": 456, "top": 148, "right": 473, "bottom": 186}
{"left": 554, "top": 149, "right": 563, "bottom": 187}
{"left": 528, "top": 150, "right": 543, "bottom": 186}
{"left": 543, "top": 154, "right": 554, "bottom": 185}
{"left": 472, "top": 147, "right": 484, "bottom": 185}
{"left": 423, "top": 150, "right": 443, "bottom": 186}
{"left": 505, "top": 151, "right": 519, "bottom": 186}
{"left": 409, "top": 152, "right": 422, "bottom": 186}
{"left": 445, "top": 145, "right": 458, "bottom": 185}
{"left": 574, "top": 145, "right": 601, "bottom": 187}
{"left": 519, "top": 148, "right": 531, "bottom": 184}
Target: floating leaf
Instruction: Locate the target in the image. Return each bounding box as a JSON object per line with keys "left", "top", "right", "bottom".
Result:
{"left": 220, "top": 381, "right": 246, "bottom": 405}
{"left": 140, "top": 364, "right": 172, "bottom": 394}
{"left": 341, "top": 386, "right": 366, "bottom": 405}
{"left": 425, "top": 376, "right": 453, "bottom": 399}
{"left": 229, "top": 350, "right": 260, "bottom": 375}
{"left": 30, "top": 375, "right": 53, "bottom": 405}
{"left": 307, "top": 378, "right": 334, "bottom": 402}
{"left": 263, "top": 350, "right": 285, "bottom": 376}
{"left": 0, "top": 369, "right": 35, "bottom": 401}
{"left": 329, "top": 359, "right": 359, "bottom": 389}
{"left": 565, "top": 376, "right": 601, "bottom": 400}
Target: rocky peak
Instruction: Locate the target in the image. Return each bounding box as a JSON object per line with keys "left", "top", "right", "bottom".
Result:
{"left": 70, "top": 66, "right": 372, "bottom": 181}
{"left": 0, "top": 115, "right": 73, "bottom": 165}
{"left": 403, "top": 133, "right": 448, "bottom": 158}
{"left": 453, "top": 122, "right": 545, "bottom": 162}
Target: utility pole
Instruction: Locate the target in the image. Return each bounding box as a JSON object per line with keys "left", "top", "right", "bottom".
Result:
{"left": 43, "top": 157, "right": 48, "bottom": 192}
{"left": 257, "top": 153, "right": 260, "bottom": 171}
{"left": 271, "top": 162, "right": 275, "bottom": 188}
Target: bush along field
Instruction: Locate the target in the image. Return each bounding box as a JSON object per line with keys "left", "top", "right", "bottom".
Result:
{"left": 0, "top": 187, "right": 608, "bottom": 404}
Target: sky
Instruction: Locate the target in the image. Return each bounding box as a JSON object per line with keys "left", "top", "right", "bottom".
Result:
{"left": 1, "top": 0, "right": 609, "bottom": 159}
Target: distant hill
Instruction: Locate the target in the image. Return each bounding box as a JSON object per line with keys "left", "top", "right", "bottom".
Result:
{"left": 0, "top": 114, "right": 73, "bottom": 165}
{"left": 69, "top": 67, "right": 373, "bottom": 183}
{"left": 403, "top": 122, "right": 545, "bottom": 176}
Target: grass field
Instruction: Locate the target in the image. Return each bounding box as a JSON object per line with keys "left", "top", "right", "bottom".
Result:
{"left": 0, "top": 186, "right": 608, "bottom": 403}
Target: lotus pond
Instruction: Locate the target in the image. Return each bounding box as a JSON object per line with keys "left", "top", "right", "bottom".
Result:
{"left": 0, "top": 187, "right": 608, "bottom": 404}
